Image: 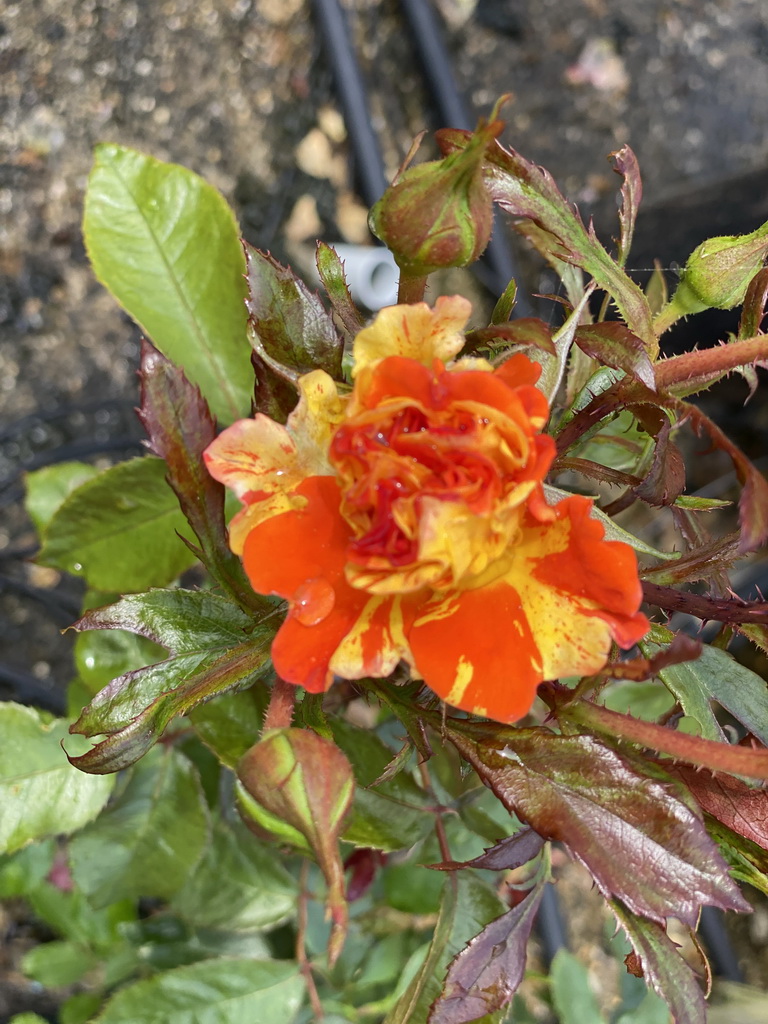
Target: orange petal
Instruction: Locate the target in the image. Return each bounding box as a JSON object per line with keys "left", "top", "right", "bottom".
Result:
{"left": 352, "top": 295, "right": 471, "bottom": 376}
{"left": 409, "top": 584, "right": 542, "bottom": 722}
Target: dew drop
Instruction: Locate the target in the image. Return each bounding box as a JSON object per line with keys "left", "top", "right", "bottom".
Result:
{"left": 292, "top": 577, "right": 336, "bottom": 626}
{"left": 72, "top": 562, "right": 83, "bottom": 572}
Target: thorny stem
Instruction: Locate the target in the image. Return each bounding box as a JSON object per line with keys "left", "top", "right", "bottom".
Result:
{"left": 560, "top": 699, "right": 768, "bottom": 779}
{"left": 642, "top": 581, "right": 768, "bottom": 625}
{"left": 263, "top": 676, "right": 296, "bottom": 733}
{"left": 397, "top": 272, "right": 428, "bottom": 304}
{"left": 654, "top": 333, "right": 768, "bottom": 390}
{"left": 297, "top": 859, "right": 324, "bottom": 1021}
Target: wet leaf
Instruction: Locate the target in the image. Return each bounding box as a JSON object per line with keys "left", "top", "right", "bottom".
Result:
{"left": 84, "top": 144, "right": 252, "bottom": 424}
{"left": 139, "top": 341, "right": 261, "bottom": 610}
{"left": 610, "top": 145, "right": 642, "bottom": 267}
{"left": 245, "top": 245, "right": 343, "bottom": 380}
{"left": 610, "top": 901, "right": 706, "bottom": 1024}
{"left": 238, "top": 728, "right": 354, "bottom": 965}
{"left": 429, "top": 827, "right": 545, "bottom": 873}
{"left": 69, "top": 590, "right": 275, "bottom": 773}
{"left": 0, "top": 704, "right": 114, "bottom": 854}
{"left": 446, "top": 723, "right": 749, "bottom": 927}
{"left": 37, "top": 457, "right": 198, "bottom": 591}
{"left": 24, "top": 462, "right": 100, "bottom": 539}
{"left": 574, "top": 321, "right": 655, "bottom": 389}
{"left": 69, "top": 748, "right": 210, "bottom": 908}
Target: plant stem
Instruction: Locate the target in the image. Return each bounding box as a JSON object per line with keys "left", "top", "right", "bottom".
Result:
{"left": 397, "top": 272, "right": 428, "bottom": 304}
{"left": 562, "top": 699, "right": 768, "bottom": 779}
{"left": 263, "top": 676, "right": 296, "bottom": 732}
{"left": 654, "top": 333, "right": 768, "bottom": 390}
{"left": 297, "top": 859, "right": 324, "bottom": 1020}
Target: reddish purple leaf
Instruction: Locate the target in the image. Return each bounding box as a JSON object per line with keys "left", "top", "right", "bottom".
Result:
{"left": 611, "top": 901, "right": 707, "bottom": 1024}
{"left": 666, "top": 765, "right": 768, "bottom": 852}
{"left": 446, "top": 724, "right": 749, "bottom": 927}
{"left": 633, "top": 418, "right": 685, "bottom": 507}
{"left": 139, "top": 341, "right": 260, "bottom": 610}
{"left": 429, "top": 827, "right": 545, "bottom": 873}
{"left": 429, "top": 881, "right": 545, "bottom": 1024}
{"left": 345, "top": 848, "right": 387, "bottom": 901}
{"left": 610, "top": 145, "right": 642, "bottom": 266}
{"left": 245, "top": 245, "right": 343, "bottom": 379}
{"left": 574, "top": 321, "right": 655, "bottom": 389}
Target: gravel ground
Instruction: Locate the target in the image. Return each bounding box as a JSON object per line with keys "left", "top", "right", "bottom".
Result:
{"left": 3, "top": 0, "right": 768, "bottom": 1017}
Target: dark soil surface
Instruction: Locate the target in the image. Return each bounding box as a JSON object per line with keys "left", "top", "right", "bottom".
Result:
{"left": 3, "top": 0, "right": 768, "bottom": 1019}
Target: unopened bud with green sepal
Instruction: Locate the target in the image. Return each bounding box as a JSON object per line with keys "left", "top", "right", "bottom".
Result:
{"left": 655, "top": 220, "right": 768, "bottom": 334}
{"left": 369, "top": 101, "right": 507, "bottom": 276}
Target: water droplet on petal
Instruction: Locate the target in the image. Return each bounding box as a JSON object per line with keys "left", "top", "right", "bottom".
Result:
{"left": 292, "top": 577, "right": 336, "bottom": 626}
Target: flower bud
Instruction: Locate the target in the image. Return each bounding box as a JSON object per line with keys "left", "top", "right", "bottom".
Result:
{"left": 369, "top": 114, "right": 504, "bottom": 276}
{"left": 665, "top": 221, "right": 768, "bottom": 319}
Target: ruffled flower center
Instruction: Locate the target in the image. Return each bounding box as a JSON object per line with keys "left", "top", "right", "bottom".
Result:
{"left": 328, "top": 359, "right": 549, "bottom": 595}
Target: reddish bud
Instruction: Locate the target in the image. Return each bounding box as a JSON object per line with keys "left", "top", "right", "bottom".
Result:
{"left": 369, "top": 104, "right": 507, "bottom": 275}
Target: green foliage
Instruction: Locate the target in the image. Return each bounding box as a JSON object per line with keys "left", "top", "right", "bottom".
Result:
{"left": 83, "top": 144, "right": 253, "bottom": 423}
{"left": 11, "top": 129, "right": 768, "bottom": 1024}
{"left": 0, "top": 704, "right": 114, "bottom": 853}
{"left": 37, "top": 457, "right": 198, "bottom": 591}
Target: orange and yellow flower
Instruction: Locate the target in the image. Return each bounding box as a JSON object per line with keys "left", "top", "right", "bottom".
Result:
{"left": 204, "top": 296, "right": 649, "bottom": 722}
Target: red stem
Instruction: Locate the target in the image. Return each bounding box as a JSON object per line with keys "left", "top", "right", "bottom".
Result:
{"left": 654, "top": 333, "right": 768, "bottom": 390}
{"left": 563, "top": 700, "right": 768, "bottom": 779}
{"left": 397, "top": 273, "right": 428, "bottom": 304}
{"left": 263, "top": 676, "right": 296, "bottom": 733}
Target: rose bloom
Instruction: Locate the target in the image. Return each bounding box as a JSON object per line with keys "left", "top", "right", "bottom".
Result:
{"left": 205, "top": 296, "right": 649, "bottom": 722}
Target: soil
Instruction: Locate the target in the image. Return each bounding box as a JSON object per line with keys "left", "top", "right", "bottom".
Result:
{"left": 2, "top": 0, "right": 768, "bottom": 1019}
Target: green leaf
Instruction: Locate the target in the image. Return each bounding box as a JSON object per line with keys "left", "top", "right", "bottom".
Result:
{"left": 68, "top": 590, "right": 275, "bottom": 772}
{"left": 69, "top": 747, "right": 210, "bottom": 907}
{"left": 93, "top": 958, "right": 304, "bottom": 1024}
{"left": 642, "top": 642, "right": 725, "bottom": 742}
{"left": 329, "top": 719, "right": 433, "bottom": 851}
{"left": 0, "top": 704, "right": 114, "bottom": 854}
{"left": 170, "top": 818, "right": 296, "bottom": 931}
{"left": 9, "top": 1015, "right": 51, "bottom": 1024}
{"left": 611, "top": 901, "right": 706, "bottom": 1024}
{"left": 190, "top": 686, "right": 268, "bottom": 768}
{"left": 83, "top": 144, "right": 252, "bottom": 423}
{"left": 24, "top": 461, "right": 100, "bottom": 539}
{"left": 238, "top": 728, "right": 354, "bottom": 965}
{"left": 60, "top": 993, "right": 104, "bottom": 1024}
{"left": 75, "top": 621, "right": 166, "bottom": 696}
{"left": 550, "top": 949, "right": 606, "bottom": 1024}
{"left": 22, "top": 940, "right": 96, "bottom": 988}
{"left": 385, "top": 874, "right": 506, "bottom": 1024}
{"left": 37, "top": 457, "right": 198, "bottom": 591}
{"left": 139, "top": 341, "right": 261, "bottom": 609}
{"left": 447, "top": 723, "right": 748, "bottom": 928}
{"left": 316, "top": 242, "right": 365, "bottom": 341}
